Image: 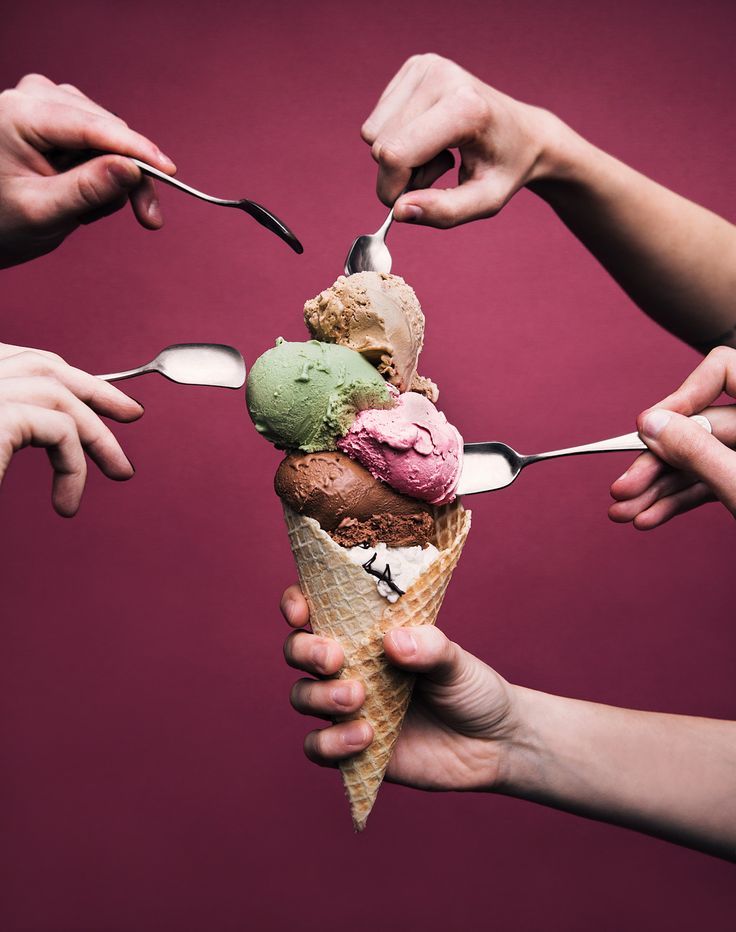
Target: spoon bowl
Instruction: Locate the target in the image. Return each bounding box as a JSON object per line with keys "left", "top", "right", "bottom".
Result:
{"left": 344, "top": 210, "right": 395, "bottom": 275}
{"left": 97, "top": 343, "right": 246, "bottom": 389}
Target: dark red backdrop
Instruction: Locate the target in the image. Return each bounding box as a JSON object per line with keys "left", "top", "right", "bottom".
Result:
{"left": 1, "top": 1, "right": 734, "bottom": 930}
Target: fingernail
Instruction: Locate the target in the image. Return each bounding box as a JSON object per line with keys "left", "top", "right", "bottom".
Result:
{"left": 391, "top": 628, "right": 417, "bottom": 656}
{"left": 361, "top": 119, "right": 376, "bottom": 138}
{"left": 126, "top": 460, "right": 135, "bottom": 476}
{"left": 344, "top": 722, "right": 369, "bottom": 749}
{"left": 615, "top": 469, "right": 628, "bottom": 482}
{"left": 331, "top": 684, "right": 354, "bottom": 708}
{"left": 108, "top": 160, "right": 139, "bottom": 187}
{"left": 147, "top": 196, "right": 162, "bottom": 225}
{"left": 155, "top": 147, "right": 176, "bottom": 170}
{"left": 641, "top": 409, "right": 671, "bottom": 439}
{"left": 400, "top": 204, "right": 423, "bottom": 222}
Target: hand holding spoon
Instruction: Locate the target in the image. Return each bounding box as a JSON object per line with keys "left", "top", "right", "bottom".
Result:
{"left": 96, "top": 343, "right": 246, "bottom": 389}
{"left": 457, "top": 415, "right": 713, "bottom": 495}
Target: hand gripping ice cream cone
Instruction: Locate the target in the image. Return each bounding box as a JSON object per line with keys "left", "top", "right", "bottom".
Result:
{"left": 283, "top": 499, "right": 471, "bottom": 831}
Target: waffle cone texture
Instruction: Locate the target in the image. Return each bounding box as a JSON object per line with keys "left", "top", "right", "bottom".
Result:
{"left": 283, "top": 499, "right": 471, "bottom": 831}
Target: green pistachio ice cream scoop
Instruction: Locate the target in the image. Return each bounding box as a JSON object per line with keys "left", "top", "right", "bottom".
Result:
{"left": 246, "top": 339, "right": 393, "bottom": 452}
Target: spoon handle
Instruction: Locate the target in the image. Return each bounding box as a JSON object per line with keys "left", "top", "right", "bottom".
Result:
{"left": 524, "top": 415, "right": 712, "bottom": 465}
{"left": 130, "top": 158, "right": 238, "bottom": 206}
{"left": 96, "top": 364, "right": 154, "bottom": 382}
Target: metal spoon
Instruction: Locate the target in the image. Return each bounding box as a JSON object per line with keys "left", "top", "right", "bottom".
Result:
{"left": 344, "top": 173, "right": 420, "bottom": 275}
{"left": 456, "top": 415, "right": 712, "bottom": 495}
{"left": 96, "top": 343, "right": 246, "bottom": 389}
{"left": 344, "top": 207, "right": 395, "bottom": 275}
{"left": 130, "top": 159, "right": 303, "bottom": 254}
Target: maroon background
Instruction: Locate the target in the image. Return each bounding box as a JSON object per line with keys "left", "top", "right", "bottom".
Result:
{"left": 1, "top": 1, "right": 735, "bottom": 929}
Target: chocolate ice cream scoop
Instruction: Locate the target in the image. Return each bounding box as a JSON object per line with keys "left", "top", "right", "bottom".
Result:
{"left": 275, "top": 451, "right": 434, "bottom": 547}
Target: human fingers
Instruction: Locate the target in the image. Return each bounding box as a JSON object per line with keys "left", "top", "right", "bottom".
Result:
{"left": 128, "top": 176, "right": 162, "bottom": 229}
{"left": 15, "top": 74, "right": 126, "bottom": 123}
{"left": 0, "top": 350, "right": 144, "bottom": 422}
{"left": 361, "top": 54, "right": 439, "bottom": 144}
{"left": 283, "top": 630, "right": 344, "bottom": 676}
{"left": 383, "top": 625, "right": 466, "bottom": 684}
{"left": 303, "top": 720, "right": 373, "bottom": 766}
{"left": 631, "top": 482, "right": 715, "bottom": 531}
{"left": 27, "top": 155, "right": 145, "bottom": 229}
{"left": 280, "top": 584, "right": 310, "bottom": 628}
{"left": 373, "top": 85, "right": 493, "bottom": 206}
{"left": 0, "top": 377, "right": 134, "bottom": 479}
{"left": 610, "top": 407, "right": 736, "bottom": 502}
{"left": 0, "top": 402, "right": 86, "bottom": 516}
{"left": 394, "top": 175, "right": 508, "bottom": 228}
{"left": 653, "top": 346, "right": 736, "bottom": 415}
{"left": 638, "top": 408, "right": 736, "bottom": 513}
{"left": 608, "top": 468, "right": 697, "bottom": 523}
{"left": 409, "top": 150, "right": 455, "bottom": 191}
{"left": 610, "top": 450, "right": 668, "bottom": 502}
{"left": 290, "top": 676, "right": 365, "bottom": 717}
{"left": 17, "top": 98, "right": 175, "bottom": 173}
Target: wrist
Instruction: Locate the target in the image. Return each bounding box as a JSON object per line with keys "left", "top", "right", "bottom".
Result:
{"left": 524, "top": 109, "right": 601, "bottom": 204}
{"left": 490, "top": 684, "right": 549, "bottom": 796}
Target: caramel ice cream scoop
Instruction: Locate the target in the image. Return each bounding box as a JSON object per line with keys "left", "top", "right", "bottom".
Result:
{"left": 304, "top": 272, "right": 438, "bottom": 401}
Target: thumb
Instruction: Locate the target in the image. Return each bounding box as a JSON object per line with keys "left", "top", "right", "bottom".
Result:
{"left": 383, "top": 625, "right": 467, "bottom": 685}
{"left": 43, "top": 155, "right": 141, "bottom": 225}
{"left": 394, "top": 176, "right": 507, "bottom": 229}
{"left": 639, "top": 408, "right": 736, "bottom": 512}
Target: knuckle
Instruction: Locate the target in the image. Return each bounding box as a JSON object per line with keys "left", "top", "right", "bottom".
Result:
{"left": 374, "top": 139, "right": 405, "bottom": 171}
{"left": 36, "top": 375, "right": 65, "bottom": 401}
{"left": 419, "top": 52, "right": 450, "bottom": 75}
{"left": 57, "top": 410, "right": 77, "bottom": 435}
{"left": 454, "top": 84, "right": 492, "bottom": 126}
{"left": 76, "top": 171, "right": 108, "bottom": 209}
{"left": 17, "top": 73, "right": 50, "bottom": 88}
{"left": 0, "top": 88, "right": 22, "bottom": 113}
{"left": 17, "top": 351, "right": 62, "bottom": 374}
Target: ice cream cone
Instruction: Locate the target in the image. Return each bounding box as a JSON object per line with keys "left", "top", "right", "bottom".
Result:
{"left": 283, "top": 499, "right": 471, "bottom": 831}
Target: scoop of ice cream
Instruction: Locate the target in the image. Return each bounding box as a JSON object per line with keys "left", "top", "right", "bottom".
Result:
{"left": 246, "top": 339, "right": 392, "bottom": 453}
{"left": 337, "top": 389, "right": 462, "bottom": 505}
{"left": 304, "top": 272, "right": 439, "bottom": 401}
{"left": 275, "top": 451, "right": 434, "bottom": 547}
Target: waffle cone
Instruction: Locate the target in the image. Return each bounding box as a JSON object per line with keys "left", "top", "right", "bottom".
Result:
{"left": 283, "top": 499, "right": 471, "bottom": 831}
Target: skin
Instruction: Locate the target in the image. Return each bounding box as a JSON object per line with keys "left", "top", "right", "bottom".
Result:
{"left": 0, "top": 73, "right": 176, "bottom": 268}
{"left": 610, "top": 346, "right": 736, "bottom": 528}
{"left": 281, "top": 586, "right": 736, "bottom": 861}
{"left": 0, "top": 343, "right": 143, "bottom": 516}
{"left": 362, "top": 53, "right": 736, "bottom": 528}
{"left": 280, "top": 56, "right": 736, "bottom": 857}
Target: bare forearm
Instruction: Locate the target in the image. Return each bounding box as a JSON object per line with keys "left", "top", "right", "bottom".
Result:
{"left": 530, "top": 119, "right": 736, "bottom": 350}
{"left": 497, "top": 687, "right": 736, "bottom": 859}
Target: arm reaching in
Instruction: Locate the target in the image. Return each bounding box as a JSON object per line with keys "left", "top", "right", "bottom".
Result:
{"left": 282, "top": 585, "right": 736, "bottom": 860}
{"left": 363, "top": 54, "right": 736, "bottom": 350}
{"left": 610, "top": 346, "right": 736, "bottom": 528}
{"left": 0, "top": 73, "right": 176, "bottom": 268}
{"left": 0, "top": 343, "right": 143, "bottom": 515}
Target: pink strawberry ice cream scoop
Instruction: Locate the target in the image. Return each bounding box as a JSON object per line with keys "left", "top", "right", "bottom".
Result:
{"left": 337, "top": 389, "right": 463, "bottom": 505}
